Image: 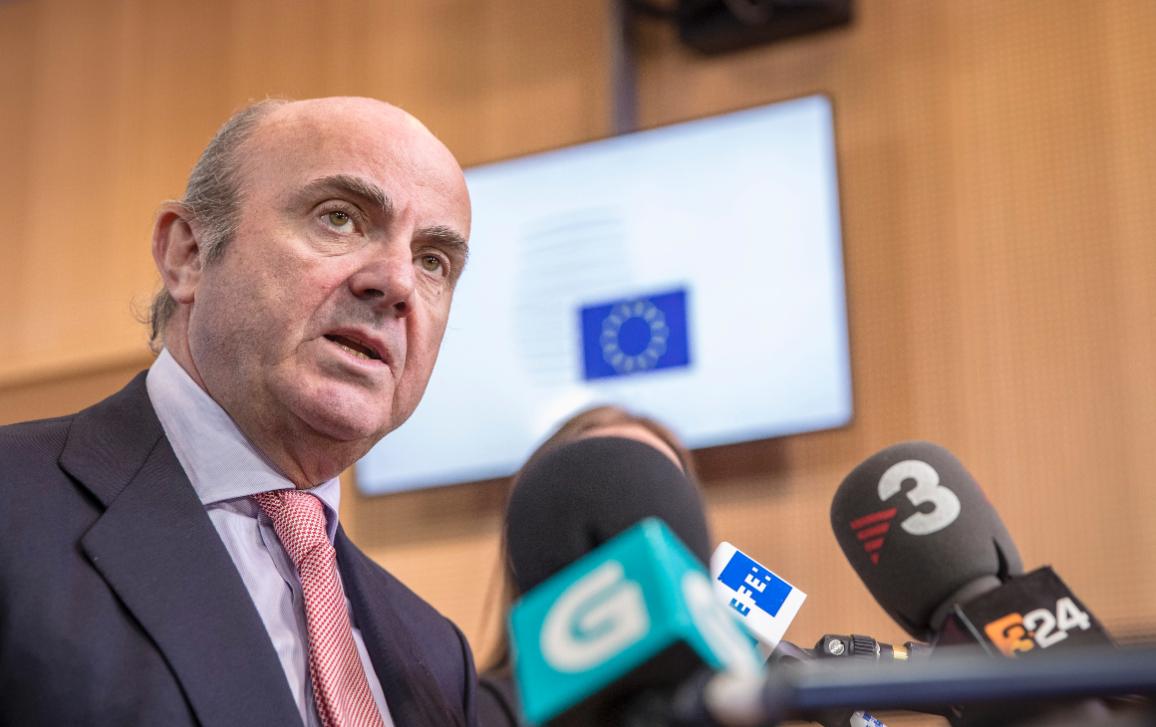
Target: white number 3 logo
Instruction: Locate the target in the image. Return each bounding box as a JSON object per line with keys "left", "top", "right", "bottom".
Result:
{"left": 877, "top": 460, "right": 961, "bottom": 535}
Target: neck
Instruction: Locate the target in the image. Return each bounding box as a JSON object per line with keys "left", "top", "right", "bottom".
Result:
{"left": 242, "top": 416, "right": 365, "bottom": 489}
{"left": 162, "top": 327, "right": 361, "bottom": 489}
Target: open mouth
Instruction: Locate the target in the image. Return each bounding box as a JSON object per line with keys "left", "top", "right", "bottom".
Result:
{"left": 324, "top": 334, "right": 382, "bottom": 362}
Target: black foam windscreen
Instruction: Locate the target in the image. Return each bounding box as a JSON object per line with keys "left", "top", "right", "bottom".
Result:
{"left": 830, "top": 441, "right": 1023, "bottom": 640}
{"left": 504, "top": 436, "right": 711, "bottom": 595}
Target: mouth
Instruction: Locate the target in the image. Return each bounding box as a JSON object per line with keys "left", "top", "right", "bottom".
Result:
{"left": 323, "top": 333, "right": 384, "bottom": 363}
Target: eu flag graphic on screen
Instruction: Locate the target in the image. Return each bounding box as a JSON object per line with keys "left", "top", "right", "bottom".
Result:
{"left": 580, "top": 287, "right": 691, "bottom": 381}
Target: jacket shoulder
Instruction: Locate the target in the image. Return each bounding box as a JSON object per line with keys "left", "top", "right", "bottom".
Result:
{"left": 0, "top": 415, "right": 73, "bottom": 471}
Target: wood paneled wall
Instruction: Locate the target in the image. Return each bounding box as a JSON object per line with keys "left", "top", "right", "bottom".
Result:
{"left": 606, "top": 0, "right": 1156, "bottom": 650}
{"left": 2, "top": 0, "right": 1154, "bottom": 682}
{"left": 0, "top": 0, "right": 610, "bottom": 386}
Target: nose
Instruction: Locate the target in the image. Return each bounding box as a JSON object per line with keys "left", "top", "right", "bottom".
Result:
{"left": 347, "top": 242, "right": 415, "bottom": 316}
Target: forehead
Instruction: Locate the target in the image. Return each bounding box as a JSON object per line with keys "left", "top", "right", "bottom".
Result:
{"left": 236, "top": 100, "right": 470, "bottom": 225}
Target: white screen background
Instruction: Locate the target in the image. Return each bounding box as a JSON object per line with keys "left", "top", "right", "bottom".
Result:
{"left": 357, "top": 95, "right": 851, "bottom": 494}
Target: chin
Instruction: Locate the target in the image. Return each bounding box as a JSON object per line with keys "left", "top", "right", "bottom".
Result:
{"left": 286, "top": 383, "right": 394, "bottom": 445}
{"left": 310, "top": 411, "right": 385, "bottom": 444}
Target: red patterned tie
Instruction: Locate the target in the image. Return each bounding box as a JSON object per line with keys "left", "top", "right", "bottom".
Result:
{"left": 253, "top": 489, "right": 385, "bottom": 727}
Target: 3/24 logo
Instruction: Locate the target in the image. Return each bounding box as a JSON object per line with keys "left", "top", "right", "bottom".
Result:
{"left": 983, "top": 597, "right": 1092, "bottom": 656}
{"left": 851, "top": 459, "right": 962, "bottom": 565}
{"left": 878, "top": 459, "right": 961, "bottom": 535}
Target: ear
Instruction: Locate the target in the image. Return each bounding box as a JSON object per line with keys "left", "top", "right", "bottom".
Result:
{"left": 152, "top": 202, "right": 203, "bottom": 305}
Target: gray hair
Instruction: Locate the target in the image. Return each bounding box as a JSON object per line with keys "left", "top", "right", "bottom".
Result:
{"left": 147, "top": 98, "right": 288, "bottom": 351}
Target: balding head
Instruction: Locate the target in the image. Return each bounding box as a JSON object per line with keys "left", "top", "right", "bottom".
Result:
{"left": 149, "top": 97, "right": 468, "bottom": 348}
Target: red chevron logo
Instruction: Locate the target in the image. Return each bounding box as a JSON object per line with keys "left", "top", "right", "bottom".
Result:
{"left": 850, "top": 507, "right": 898, "bottom": 565}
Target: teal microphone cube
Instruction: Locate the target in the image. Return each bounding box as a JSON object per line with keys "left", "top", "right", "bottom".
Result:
{"left": 509, "top": 518, "right": 763, "bottom": 726}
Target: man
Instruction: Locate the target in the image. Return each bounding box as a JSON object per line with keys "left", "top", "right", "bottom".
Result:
{"left": 0, "top": 98, "right": 476, "bottom": 726}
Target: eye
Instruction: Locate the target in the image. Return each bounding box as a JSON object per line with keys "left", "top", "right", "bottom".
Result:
{"left": 322, "top": 209, "right": 356, "bottom": 233}
{"left": 419, "top": 254, "right": 446, "bottom": 275}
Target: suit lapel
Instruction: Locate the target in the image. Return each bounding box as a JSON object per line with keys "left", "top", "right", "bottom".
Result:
{"left": 336, "top": 531, "right": 462, "bottom": 727}
{"left": 61, "top": 374, "right": 301, "bottom": 727}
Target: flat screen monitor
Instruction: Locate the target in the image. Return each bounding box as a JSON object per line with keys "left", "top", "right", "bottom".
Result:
{"left": 356, "top": 94, "right": 851, "bottom": 494}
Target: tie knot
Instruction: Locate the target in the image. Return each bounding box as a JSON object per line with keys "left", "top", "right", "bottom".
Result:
{"left": 252, "top": 489, "right": 329, "bottom": 566}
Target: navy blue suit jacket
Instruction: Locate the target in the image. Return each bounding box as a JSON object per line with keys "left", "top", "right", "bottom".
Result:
{"left": 0, "top": 373, "right": 478, "bottom": 726}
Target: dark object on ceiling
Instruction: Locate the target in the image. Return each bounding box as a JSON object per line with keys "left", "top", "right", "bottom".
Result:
{"left": 676, "top": 0, "right": 853, "bottom": 55}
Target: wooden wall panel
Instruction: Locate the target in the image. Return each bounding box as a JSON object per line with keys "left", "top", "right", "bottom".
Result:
{"left": 940, "top": 2, "right": 1151, "bottom": 633}
{"left": 2, "top": 0, "right": 1154, "bottom": 688}
{"left": 618, "top": 0, "right": 1156, "bottom": 652}
{"left": 0, "top": 0, "right": 37, "bottom": 372}
{"left": 0, "top": 0, "right": 611, "bottom": 387}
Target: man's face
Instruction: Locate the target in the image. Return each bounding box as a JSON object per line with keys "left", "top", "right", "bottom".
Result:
{"left": 185, "top": 99, "right": 471, "bottom": 467}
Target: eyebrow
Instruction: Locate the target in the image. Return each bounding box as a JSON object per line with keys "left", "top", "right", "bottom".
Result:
{"left": 421, "top": 224, "right": 470, "bottom": 269}
{"left": 294, "top": 173, "right": 392, "bottom": 216}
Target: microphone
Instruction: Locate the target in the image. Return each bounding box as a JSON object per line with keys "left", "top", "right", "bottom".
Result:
{"left": 830, "top": 441, "right": 1026, "bottom": 642}
{"left": 504, "top": 437, "right": 762, "bottom": 726}
{"left": 830, "top": 441, "right": 1112, "bottom": 649}
{"left": 830, "top": 441, "right": 1116, "bottom": 723}
{"left": 670, "top": 644, "right": 1156, "bottom": 726}
{"left": 506, "top": 436, "right": 711, "bottom": 595}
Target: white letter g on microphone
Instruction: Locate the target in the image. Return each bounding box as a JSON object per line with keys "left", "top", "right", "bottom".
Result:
{"left": 541, "top": 561, "right": 649, "bottom": 672}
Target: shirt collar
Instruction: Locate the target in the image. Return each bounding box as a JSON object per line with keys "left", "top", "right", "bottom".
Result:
{"left": 145, "top": 349, "right": 341, "bottom": 541}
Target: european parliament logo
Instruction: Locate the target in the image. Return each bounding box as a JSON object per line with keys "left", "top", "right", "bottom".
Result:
{"left": 580, "top": 288, "right": 691, "bottom": 381}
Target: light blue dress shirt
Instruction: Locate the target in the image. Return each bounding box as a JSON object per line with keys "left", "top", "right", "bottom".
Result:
{"left": 146, "top": 349, "right": 393, "bottom": 727}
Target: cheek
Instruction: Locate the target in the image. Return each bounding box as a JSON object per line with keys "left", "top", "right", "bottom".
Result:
{"left": 402, "top": 302, "right": 451, "bottom": 377}
{"left": 192, "top": 275, "right": 251, "bottom": 343}
{"left": 196, "top": 268, "right": 314, "bottom": 363}
{"left": 417, "top": 292, "right": 453, "bottom": 348}
{"left": 250, "top": 257, "right": 342, "bottom": 331}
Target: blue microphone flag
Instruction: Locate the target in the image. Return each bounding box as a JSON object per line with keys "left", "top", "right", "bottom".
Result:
{"left": 710, "top": 542, "right": 807, "bottom": 652}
